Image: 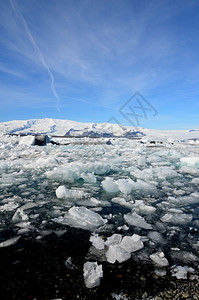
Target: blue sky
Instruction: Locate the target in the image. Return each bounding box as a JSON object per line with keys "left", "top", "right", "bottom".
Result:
{"left": 0, "top": 0, "right": 199, "bottom": 129}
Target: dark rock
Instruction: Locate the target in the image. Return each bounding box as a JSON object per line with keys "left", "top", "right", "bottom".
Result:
{"left": 34, "top": 135, "right": 50, "bottom": 146}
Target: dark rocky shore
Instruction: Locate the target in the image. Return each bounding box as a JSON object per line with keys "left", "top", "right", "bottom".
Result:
{"left": 0, "top": 230, "right": 198, "bottom": 300}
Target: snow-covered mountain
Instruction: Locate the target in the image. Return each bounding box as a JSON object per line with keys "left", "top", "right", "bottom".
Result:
{"left": 0, "top": 118, "right": 143, "bottom": 138}
{"left": 0, "top": 118, "right": 199, "bottom": 140}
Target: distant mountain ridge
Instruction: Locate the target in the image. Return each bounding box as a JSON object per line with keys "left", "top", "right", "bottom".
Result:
{"left": 0, "top": 118, "right": 199, "bottom": 140}
{"left": 0, "top": 118, "right": 144, "bottom": 138}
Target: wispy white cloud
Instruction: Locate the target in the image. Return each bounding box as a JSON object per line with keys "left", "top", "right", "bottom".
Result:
{"left": 0, "top": 65, "right": 26, "bottom": 79}
{"left": 9, "top": 0, "right": 61, "bottom": 111}
{"left": 0, "top": 0, "right": 199, "bottom": 128}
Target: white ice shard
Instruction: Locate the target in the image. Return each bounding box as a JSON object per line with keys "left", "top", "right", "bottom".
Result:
{"left": 90, "top": 233, "right": 105, "bottom": 250}
{"left": 0, "top": 162, "right": 9, "bottom": 170}
{"left": 132, "top": 200, "right": 156, "bottom": 214}
{"left": 0, "top": 236, "right": 20, "bottom": 248}
{"left": 116, "top": 179, "right": 133, "bottom": 194}
{"left": 161, "top": 213, "right": 192, "bottom": 224}
{"left": 147, "top": 231, "right": 166, "bottom": 245}
{"left": 171, "top": 265, "right": 195, "bottom": 279}
{"left": 12, "top": 208, "right": 29, "bottom": 223}
{"left": 150, "top": 251, "right": 169, "bottom": 267}
{"left": 0, "top": 202, "right": 19, "bottom": 212}
{"left": 111, "top": 197, "right": 134, "bottom": 209}
{"left": 106, "top": 244, "right": 131, "bottom": 263}
{"left": 53, "top": 206, "right": 107, "bottom": 231}
{"left": 105, "top": 233, "right": 144, "bottom": 264}
{"left": 56, "top": 186, "right": 86, "bottom": 199}
{"left": 101, "top": 177, "right": 119, "bottom": 193}
{"left": 120, "top": 234, "right": 144, "bottom": 253}
{"left": 83, "top": 261, "right": 103, "bottom": 288}
{"left": 112, "top": 292, "right": 129, "bottom": 300}
{"left": 20, "top": 202, "right": 37, "bottom": 210}
{"left": 35, "top": 156, "right": 59, "bottom": 169}
{"left": 19, "top": 135, "right": 35, "bottom": 146}
{"left": 131, "top": 166, "right": 179, "bottom": 182}
{"left": 180, "top": 156, "right": 199, "bottom": 167}
{"left": 124, "top": 212, "right": 152, "bottom": 229}
{"left": 45, "top": 162, "right": 109, "bottom": 185}
{"left": 105, "top": 234, "right": 122, "bottom": 247}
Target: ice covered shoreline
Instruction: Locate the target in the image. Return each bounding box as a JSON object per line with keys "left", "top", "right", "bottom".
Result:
{"left": 0, "top": 123, "right": 199, "bottom": 297}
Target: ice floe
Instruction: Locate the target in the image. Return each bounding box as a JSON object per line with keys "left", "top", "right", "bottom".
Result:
{"left": 124, "top": 212, "right": 153, "bottom": 229}
{"left": 161, "top": 212, "right": 193, "bottom": 224}
{"left": 83, "top": 261, "right": 103, "bottom": 288}
{"left": 53, "top": 206, "right": 107, "bottom": 231}
{"left": 171, "top": 265, "right": 195, "bottom": 279}
{"left": 89, "top": 233, "right": 144, "bottom": 264}
{"left": 0, "top": 236, "right": 21, "bottom": 248}
{"left": 56, "top": 186, "right": 86, "bottom": 199}
{"left": 150, "top": 251, "right": 169, "bottom": 267}
{"left": 89, "top": 233, "right": 105, "bottom": 250}
{"left": 180, "top": 156, "right": 199, "bottom": 167}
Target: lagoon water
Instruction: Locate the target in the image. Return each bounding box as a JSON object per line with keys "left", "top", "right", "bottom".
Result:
{"left": 0, "top": 135, "right": 199, "bottom": 299}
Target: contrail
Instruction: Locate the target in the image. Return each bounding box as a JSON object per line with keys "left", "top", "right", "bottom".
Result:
{"left": 9, "top": 0, "right": 60, "bottom": 112}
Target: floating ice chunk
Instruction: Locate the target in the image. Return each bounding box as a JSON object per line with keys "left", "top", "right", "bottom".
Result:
{"left": 19, "top": 136, "right": 35, "bottom": 146}
{"left": 0, "top": 236, "right": 20, "bottom": 248}
{"left": 105, "top": 234, "right": 144, "bottom": 264}
{"left": 56, "top": 186, "right": 86, "bottom": 199}
{"left": 111, "top": 197, "right": 134, "bottom": 209}
{"left": 105, "top": 234, "right": 122, "bottom": 246}
{"left": 53, "top": 206, "right": 107, "bottom": 231}
{"left": 150, "top": 251, "right": 169, "bottom": 267}
{"left": 94, "top": 163, "right": 110, "bottom": 175}
{"left": 137, "top": 156, "right": 146, "bottom": 167}
{"left": 76, "top": 197, "right": 110, "bottom": 208}
{"left": 35, "top": 156, "right": 59, "bottom": 168}
{"left": 90, "top": 234, "right": 105, "bottom": 250}
{"left": 0, "top": 162, "right": 8, "bottom": 170}
{"left": 131, "top": 166, "right": 178, "bottom": 181}
{"left": 0, "top": 202, "right": 19, "bottom": 212}
{"left": 117, "top": 225, "right": 129, "bottom": 231}
{"left": 170, "top": 250, "right": 198, "bottom": 264}
{"left": 172, "top": 189, "right": 185, "bottom": 196}
{"left": 120, "top": 234, "right": 144, "bottom": 253}
{"left": 147, "top": 231, "right": 166, "bottom": 245}
{"left": 171, "top": 265, "right": 195, "bottom": 279}
{"left": 20, "top": 202, "right": 37, "bottom": 210}
{"left": 46, "top": 162, "right": 109, "bottom": 184}
{"left": 45, "top": 167, "right": 75, "bottom": 183}
{"left": 112, "top": 292, "right": 129, "bottom": 300}
{"left": 56, "top": 185, "right": 71, "bottom": 199}
{"left": 15, "top": 221, "right": 32, "bottom": 228}
{"left": 192, "top": 178, "right": 199, "bottom": 184}
{"left": 131, "top": 179, "right": 157, "bottom": 194}
{"left": 12, "top": 208, "right": 29, "bottom": 223}
{"left": 168, "top": 195, "right": 199, "bottom": 206}
{"left": 161, "top": 212, "right": 192, "bottom": 224}
{"left": 64, "top": 257, "right": 78, "bottom": 270}
{"left": 83, "top": 261, "right": 103, "bottom": 288}
{"left": 102, "top": 177, "right": 119, "bottom": 193}
{"left": 124, "top": 212, "right": 152, "bottom": 229}
{"left": 180, "top": 156, "right": 199, "bottom": 167}
{"left": 154, "top": 269, "right": 167, "bottom": 277}
{"left": 179, "top": 166, "right": 199, "bottom": 175}
{"left": 116, "top": 179, "right": 133, "bottom": 194}
{"left": 81, "top": 172, "right": 96, "bottom": 183}
{"left": 132, "top": 200, "right": 156, "bottom": 214}
{"left": 106, "top": 244, "right": 131, "bottom": 264}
